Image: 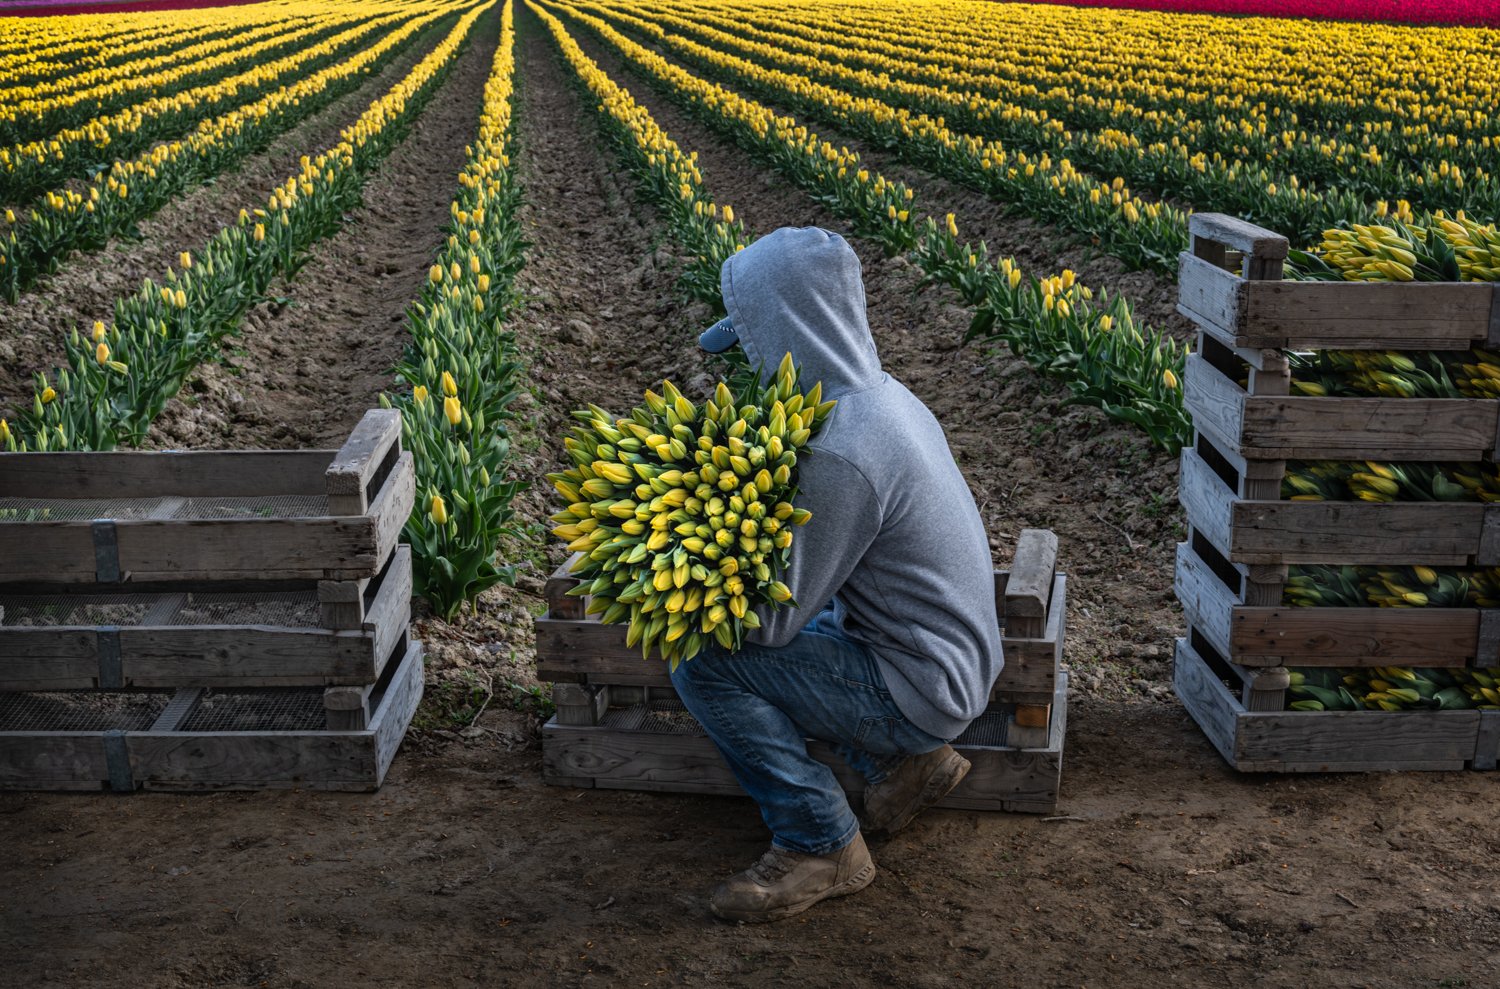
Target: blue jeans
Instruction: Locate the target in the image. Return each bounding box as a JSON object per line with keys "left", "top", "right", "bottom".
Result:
{"left": 669, "top": 601, "right": 948, "bottom": 855}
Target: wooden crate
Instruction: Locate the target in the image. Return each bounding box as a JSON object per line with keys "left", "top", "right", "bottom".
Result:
{"left": 0, "top": 408, "right": 413, "bottom": 584}
{"left": 1174, "top": 213, "right": 1500, "bottom": 765}
{"left": 1174, "top": 633, "right": 1496, "bottom": 772}
{"left": 536, "top": 528, "right": 1069, "bottom": 813}
{"left": 0, "top": 633, "right": 424, "bottom": 791}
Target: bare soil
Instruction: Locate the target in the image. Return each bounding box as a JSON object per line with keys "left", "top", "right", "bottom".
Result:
{"left": 1, "top": 10, "right": 1498, "bottom": 989}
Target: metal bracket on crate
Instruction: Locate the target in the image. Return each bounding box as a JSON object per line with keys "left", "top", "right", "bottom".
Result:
{"left": 96, "top": 627, "right": 123, "bottom": 689}
{"left": 91, "top": 519, "right": 121, "bottom": 583}
{"left": 102, "top": 729, "right": 134, "bottom": 792}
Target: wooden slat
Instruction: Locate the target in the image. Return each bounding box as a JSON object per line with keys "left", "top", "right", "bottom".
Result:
{"left": 1474, "top": 712, "right": 1500, "bottom": 771}
{"left": 324, "top": 409, "right": 403, "bottom": 516}
{"left": 1174, "top": 542, "right": 1235, "bottom": 662}
{"left": 553, "top": 683, "right": 609, "bottom": 726}
{"left": 1228, "top": 499, "right": 1486, "bottom": 566}
{"left": 1231, "top": 606, "right": 1484, "bottom": 668}
{"left": 1003, "top": 528, "right": 1057, "bottom": 634}
{"left": 0, "top": 450, "right": 333, "bottom": 499}
{"left": 1238, "top": 280, "right": 1494, "bottom": 351}
{"left": 368, "top": 638, "right": 424, "bottom": 787}
{"left": 1177, "top": 252, "right": 1245, "bottom": 339}
{"left": 123, "top": 626, "right": 377, "bottom": 686}
{"left": 0, "top": 629, "right": 99, "bottom": 690}
{"left": 544, "top": 553, "right": 587, "bottom": 619}
{"left": 1182, "top": 353, "right": 1248, "bottom": 456}
{"left": 0, "top": 734, "right": 110, "bottom": 790}
{"left": 1188, "top": 213, "right": 1288, "bottom": 260}
{"left": 1178, "top": 448, "right": 1235, "bottom": 557}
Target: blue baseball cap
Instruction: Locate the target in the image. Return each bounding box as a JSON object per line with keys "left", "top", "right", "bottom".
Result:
{"left": 698, "top": 315, "right": 738, "bottom": 353}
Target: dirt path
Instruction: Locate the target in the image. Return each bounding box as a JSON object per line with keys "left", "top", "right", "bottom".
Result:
{"left": 0, "top": 18, "right": 448, "bottom": 423}
{"left": 558, "top": 12, "right": 1183, "bottom": 702}
{"left": 145, "top": 14, "right": 502, "bottom": 451}
{"left": 3, "top": 9, "right": 1499, "bottom": 989}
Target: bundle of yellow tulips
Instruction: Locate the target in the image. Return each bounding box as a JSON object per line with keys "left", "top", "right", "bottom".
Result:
{"left": 549, "top": 354, "right": 833, "bottom": 666}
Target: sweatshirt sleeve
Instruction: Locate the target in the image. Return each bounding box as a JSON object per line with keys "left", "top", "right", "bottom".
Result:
{"left": 747, "top": 448, "right": 881, "bottom": 648}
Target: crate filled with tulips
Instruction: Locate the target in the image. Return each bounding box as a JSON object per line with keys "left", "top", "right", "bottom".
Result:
{"left": 1173, "top": 212, "right": 1500, "bottom": 772}
{"left": 532, "top": 360, "right": 1070, "bottom": 812}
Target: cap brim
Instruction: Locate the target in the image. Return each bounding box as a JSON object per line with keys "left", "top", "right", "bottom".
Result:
{"left": 697, "top": 316, "right": 739, "bottom": 353}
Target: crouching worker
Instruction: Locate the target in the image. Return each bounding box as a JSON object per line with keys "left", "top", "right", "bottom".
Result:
{"left": 673, "top": 226, "right": 1004, "bottom": 923}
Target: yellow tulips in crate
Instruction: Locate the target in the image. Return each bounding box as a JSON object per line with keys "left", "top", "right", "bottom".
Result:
{"left": 548, "top": 354, "right": 834, "bottom": 667}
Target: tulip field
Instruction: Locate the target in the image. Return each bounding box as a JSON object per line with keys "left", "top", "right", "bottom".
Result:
{"left": 3, "top": 1, "right": 1500, "bottom": 985}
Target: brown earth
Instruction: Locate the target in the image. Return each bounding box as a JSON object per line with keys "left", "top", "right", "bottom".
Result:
{"left": 2, "top": 8, "right": 1498, "bottom": 989}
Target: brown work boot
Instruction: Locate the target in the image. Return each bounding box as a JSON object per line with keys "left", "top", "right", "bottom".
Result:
{"left": 862, "top": 744, "right": 971, "bottom": 835}
{"left": 709, "top": 832, "right": 876, "bottom": 923}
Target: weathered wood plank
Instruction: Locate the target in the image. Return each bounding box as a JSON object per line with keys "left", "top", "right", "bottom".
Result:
{"left": 0, "top": 734, "right": 111, "bottom": 790}
{"left": 365, "top": 544, "right": 413, "bottom": 685}
{"left": 993, "top": 574, "right": 1065, "bottom": 701}
{"left": 1178, "top": 448, "right": 1235, "bottom": 558}
{"left": 1184, "top": 350, "right": 1499, "bottom": 461}
{"left": 553, "top": 683, "right": 609, "bottom": 726}
{"left": 1189, "top": 213, "right": 1289, "bottom": 260}
{"left": 365, "top": 451, "right": 415, "bottom": 579}
{"left": 1231, "top": 606, "right": 1484, "bottom": 668}
{"left": 1474, "top": 712, "right": 1500, "bottom": 771}
{"left": 125, "top": 626, "right": 377, "bottom": 686}
{"left": 544, "top": 553, "right": 587, "bottom": 619}
{"left": 1228, "top": 499, "right": 1486, "bottom": 566}
{"left": 1173, "top": 635, "right": 1244, "bottom": 766}
{"left": 325, "top": 409, "right": 403, "bottom": 516}
{"left": 1177, "top": 252, "right": 1246, "bottom": 339}
{"left": 368, "top": 638, "right": 424, "bottom": 788}
{"left": 0, "top": 450, "right": 333, "bottom": 500}
{"left": 1239, "top": 280, "right": 1494, "bottom": 351}
{"left": 1003, "top": 528, "right": 1057, "bottom": 633}
{"left": 1174, "top": 542, "right": 1236, "bottom": 662}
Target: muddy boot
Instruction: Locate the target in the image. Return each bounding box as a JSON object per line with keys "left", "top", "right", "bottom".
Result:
{"left": 709, "top": 832, "right": 876, "bottom": 923}
{"left": 862, "top": 744, "right": 971, "bottom": 835}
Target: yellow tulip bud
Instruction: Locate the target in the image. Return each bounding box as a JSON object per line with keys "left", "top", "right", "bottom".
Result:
{"left": 477, "top": 273, "right": 490, "bottom": 293}
{"left": 92, "top": 320, "right": 106, "bottom": 341}
{"left": 179, "top": 251, "right": 192, "bottom": 269}
{"left": 474, "top": 296, "right": 484, "bottom": 313}
{"left": 95, "top": 341, "right": 110, "bottom": 364}
{"left": 41, "top": 386, "right": 56, "bottom": 404}
{"left": 413, "top": 385, "right": 429, "bottom": 402}
{"left": 441, "top": 370, "right": 457, "bottom": 397}
{"left": 175, "top": 289, "right": 187, "bottom": 308}
{"left": 723, "top": 205, "right": 735, "bottom": 223}
{"left": 429, "top": 494, "right": 448, "bottom": 525}
{"left": 253, "top": 223, "right": 265, "bottom": 242}
{"left": 444, "top": 396, "right": 462, "bottom": 426}
{"left": 1163, "top": 368, "right": 1179, "bottom": 390}
{"left": 450, "top": 262, "right": 461, "bottom": 282}
{"left": 430, "top": 264, "right": 443, "bottom": 284}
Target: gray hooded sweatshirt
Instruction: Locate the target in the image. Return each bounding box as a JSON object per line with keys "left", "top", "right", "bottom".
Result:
{"left": 721, "top": 226, "right": 1003, "bottom": 740}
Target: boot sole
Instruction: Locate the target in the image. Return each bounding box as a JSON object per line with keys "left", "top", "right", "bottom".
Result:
{"left": 710, "top": 861, "right": 878, "bottom": 924}
{"left": 869, "top": 753, "right": 972, "bottom": 836}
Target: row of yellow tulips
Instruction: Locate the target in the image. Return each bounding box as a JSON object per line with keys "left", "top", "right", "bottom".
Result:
{"left": 0, "top": 6, "right": 454, "bottom": 301}
{"left": 381, "top": 1, "right": 532, "bottom": 618}
{"left": 1, "top": 2, "right": 492, "bottom": 455}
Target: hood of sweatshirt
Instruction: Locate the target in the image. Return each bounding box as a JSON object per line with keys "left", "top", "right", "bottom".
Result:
{"left": 719, "top": 227, "right": 883, "bottom": 398}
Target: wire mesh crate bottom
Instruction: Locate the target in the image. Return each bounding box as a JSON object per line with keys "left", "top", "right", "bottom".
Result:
{"left": 0, "top": 690, "right": 172, "bottom": 731}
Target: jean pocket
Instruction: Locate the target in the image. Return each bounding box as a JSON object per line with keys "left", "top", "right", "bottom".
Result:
{"left": 854, "top": 715, "right": 899, "bottom": 752}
